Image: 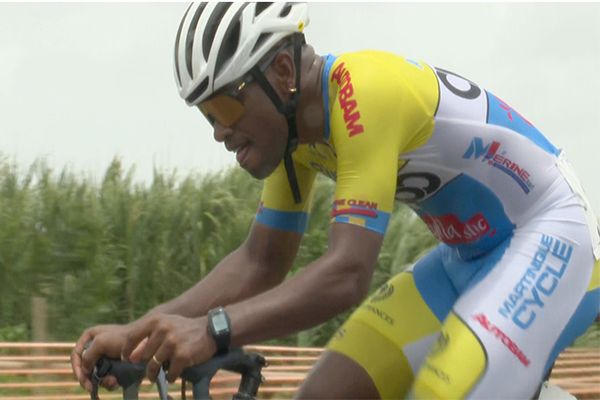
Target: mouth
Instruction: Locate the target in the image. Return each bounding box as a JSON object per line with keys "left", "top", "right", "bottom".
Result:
{"left": 234, "top": 143, "right": 250, "bottom": 165}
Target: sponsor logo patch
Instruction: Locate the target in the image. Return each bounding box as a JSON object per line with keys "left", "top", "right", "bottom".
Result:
{"left": 498, "top": 234, "right": 573, "bottom": 329}
{"left": 331, "top": 198, "right": 378, "bottom": 218}
{"left": 474, "top": 313, "right": 530, "bottom": 367}
{"left": 463, "top": 137, "right": 534, "bottom": 194}
{"left": 422, "top": 212, "right": 494, "bottom": 244}
{"left": 331, "top": 62, "right": 365, "bottom": 137}
{"left": 370, "top": 283, "right": 395, "bottom": 302}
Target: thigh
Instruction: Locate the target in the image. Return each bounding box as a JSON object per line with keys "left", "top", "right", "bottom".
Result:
{"left": 412, "top": 204, "right": 599, "bottom": 399}
{"left": 298, "top": 246, "right": 458, "bottom": 399}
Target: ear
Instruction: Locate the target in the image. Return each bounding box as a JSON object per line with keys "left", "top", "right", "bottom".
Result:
{"left": 269, "top": 51, "right": 296, "bottom": 94}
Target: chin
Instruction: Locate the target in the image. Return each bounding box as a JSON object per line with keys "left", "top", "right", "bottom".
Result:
{"left": 243, "top": 158, "right": 279, "bottom": 180}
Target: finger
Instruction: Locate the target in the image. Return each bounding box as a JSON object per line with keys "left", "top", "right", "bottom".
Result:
{"left": 128, "top": 337, "right": 149, "bottom": 363}
{"left": 166, "top": 352, "right": 185, "bottom": 384}
{"left": 72, "top": 330, "right": 96, "bottom": 391}
{"left": 81, "top": 337, "right": 107, "bottom": 373}
{"left": 71, "top": 348, "right": 92, "bottom": 391}
{"left": 146, "top": 339, "right": 175, "bottom": 383}
{"left": 121, "top": 319, "right": 155, "bottom": 361}
{"left": 165, "top": 344, "right": 192, "bottom": 384}
{"left": 141, "top": 328, "right": 167, "bottom": 363}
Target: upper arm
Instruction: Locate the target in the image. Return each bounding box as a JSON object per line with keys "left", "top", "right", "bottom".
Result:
{"left": 328, "top": 54, "right": 407, "bottom": 238}
{"left": 241, "top": 221, "right": 303, "bottom": 286}
{"left": 320, "top": 53, "right": 423, "bottom": 298}
{"left": 245, "top": 159, "right": 317, "bottom": 282}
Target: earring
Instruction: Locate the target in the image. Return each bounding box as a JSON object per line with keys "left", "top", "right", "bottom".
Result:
{"left": 289, "top": 87, "right": 297, "bottom": 93}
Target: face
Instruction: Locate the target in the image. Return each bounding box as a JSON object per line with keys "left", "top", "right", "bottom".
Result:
{"left": 201, "top": 71, "right": 289, "bottom": 179}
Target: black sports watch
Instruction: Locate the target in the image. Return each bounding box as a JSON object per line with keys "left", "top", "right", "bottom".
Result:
{"left": 207, "top": 307, "right": 231, "bottom": 355}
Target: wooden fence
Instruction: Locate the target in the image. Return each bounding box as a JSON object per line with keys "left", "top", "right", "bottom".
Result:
{"left": 0, "top": 342, "right": 598, "bottom": 399}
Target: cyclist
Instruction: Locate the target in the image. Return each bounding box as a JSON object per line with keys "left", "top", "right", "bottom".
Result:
{"left": 72, "top": 3, "right": 600, "bottom": 399}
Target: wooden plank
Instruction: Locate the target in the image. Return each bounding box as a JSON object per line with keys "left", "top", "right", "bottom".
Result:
{"left": 0, "top": 356, "right": 69, "bottom": 362}
{"left": 0, "top": 368, "right": 73, "bottom": 375}
{"left": 553, "top": 358, "right": 600, "bottom": 367}
{"left": 0, "top": 342, "right": 74, "bottom": 349}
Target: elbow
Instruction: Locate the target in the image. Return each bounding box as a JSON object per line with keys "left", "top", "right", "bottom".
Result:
{"left": 328, "top": 258, "right": 375, "bottom": 310}
{"left": 347, "top": 269, "right": 372, "bottom": 308}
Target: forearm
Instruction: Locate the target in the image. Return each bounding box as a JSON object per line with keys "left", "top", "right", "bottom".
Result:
{"left": 227, "top": 251, "right": 372, "bottom": 346}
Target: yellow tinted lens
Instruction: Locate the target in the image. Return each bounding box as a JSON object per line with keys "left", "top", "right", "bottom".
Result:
{"left": 199, "top": 94, "right": 245, "bottom": 127}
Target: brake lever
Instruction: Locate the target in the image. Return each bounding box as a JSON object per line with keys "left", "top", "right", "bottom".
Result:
{"left": 91, "top": 357, "right": 170, "bottom": 400}
{"left": 180, "top": 348, "right": 266, "bottom": 400}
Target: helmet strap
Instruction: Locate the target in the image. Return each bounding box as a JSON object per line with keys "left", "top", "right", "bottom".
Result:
{"left": 250, "top": 33, "right": 305, "bottom": 204}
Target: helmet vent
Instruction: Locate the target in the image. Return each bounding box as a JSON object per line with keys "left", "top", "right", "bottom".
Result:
{"left": 185, "top": 77, "right": 209, "bottom": 105}
{"left": 215, "top": 19, "right": 241, "bottom": 78}
{"left": 202, "top": 2, "right": 233, "bottom": 61}
{"left": 279, "top": 3, "right": 292, "bottom": 17}
{"left": 174, "top": 3, "right": 193, "bottom": 86}
{"left": 254, "top": 2, "right": 272, "bottom": 18}
{"left": 185, "top": 3, "right": 207, "bottom": 78}
{"left": 251, "top": 32, "right": 272, "bottom": 56}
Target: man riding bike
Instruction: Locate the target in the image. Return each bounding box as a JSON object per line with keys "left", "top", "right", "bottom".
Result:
{"left": 72, "top": 3, "right": 600, "bottom": 399}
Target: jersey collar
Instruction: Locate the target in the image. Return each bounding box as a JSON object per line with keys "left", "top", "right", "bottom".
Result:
{"left": 321, "top": 54, "right": 337, "bottom": 141}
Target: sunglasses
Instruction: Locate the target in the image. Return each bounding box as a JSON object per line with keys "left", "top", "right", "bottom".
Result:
{"left": 198, "top": 78, "right": 251, "bottom": 128}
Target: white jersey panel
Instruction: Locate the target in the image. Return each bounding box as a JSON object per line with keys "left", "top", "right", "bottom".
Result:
{"left": 396, "top": 64, "right": 569, "bottom": 259}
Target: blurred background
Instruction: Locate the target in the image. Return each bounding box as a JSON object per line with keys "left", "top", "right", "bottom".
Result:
{"left": 0, "top": 3, "right": 598, "bottom": 346}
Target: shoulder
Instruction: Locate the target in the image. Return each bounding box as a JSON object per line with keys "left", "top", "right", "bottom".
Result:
{"left": 329, "top": 51, "right": 402, "bottom": 89}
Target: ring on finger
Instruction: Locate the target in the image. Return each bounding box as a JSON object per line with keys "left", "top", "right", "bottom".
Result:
{"left": 151, "top": 355, "right": 162, "bottom": 366}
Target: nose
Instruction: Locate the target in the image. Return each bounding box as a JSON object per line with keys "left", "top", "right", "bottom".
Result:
{"left": 213, "top": 122, "right": 233, "bottom": 143}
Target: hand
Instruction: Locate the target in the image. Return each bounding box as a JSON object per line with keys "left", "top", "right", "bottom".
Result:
{"left": 71, "top": 324, "right": 129, "bottom": 392}
{"left": 121, "top": 313, "right": 217, "bottom": 383}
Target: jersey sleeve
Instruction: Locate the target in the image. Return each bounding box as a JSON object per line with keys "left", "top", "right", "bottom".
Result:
{"left": 328, "top": 53, "right": 429, "bottom": 235}
{"left": 255, "top": 158, "right": 317, "bottom": 234}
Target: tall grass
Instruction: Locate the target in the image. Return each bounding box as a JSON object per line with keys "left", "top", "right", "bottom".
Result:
{"left": 0, "top": 155, "right": 596, "bottom": 347}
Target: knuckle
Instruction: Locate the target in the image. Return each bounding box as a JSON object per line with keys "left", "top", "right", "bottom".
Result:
{"left": 165, "top": 335, "right": 177, "bottom": 349}
{"left": 150, "top": 314, "right": 162, "bottom": 326}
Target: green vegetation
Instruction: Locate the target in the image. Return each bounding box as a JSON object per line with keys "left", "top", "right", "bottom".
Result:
{"left": 0, "top": 155, "right": 597, "bottom": 347}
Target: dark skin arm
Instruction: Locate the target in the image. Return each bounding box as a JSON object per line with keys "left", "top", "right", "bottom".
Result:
{"left": 228, "top": 222, "right": 383, "bottom": 345}
{"left": 72, "top": 221, "right": 301, "bottom": 391}
{"left": 116, "top": 222, "right": 382, "bottom": 382}
{"left": 147, "top": 221, "right": 303, "bottom": 317}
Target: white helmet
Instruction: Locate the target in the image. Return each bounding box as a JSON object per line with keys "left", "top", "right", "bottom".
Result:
{"left": 174, "top": 2, "right": 309, "bottom": 106}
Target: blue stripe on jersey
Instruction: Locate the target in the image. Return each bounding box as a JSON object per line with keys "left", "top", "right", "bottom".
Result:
{"left": 255, "top": 207, "right": 309, "bottom": 234}
{"left": 412, "top": 245, "right": 458, "bottom": 322}
{"left": 544, "top": 287, "right": 600, "bottom": 374}
{"left": 333, "top": 209, "right": 391, "bottom": 235}
{"left": 416, "top": 174, "right": 515, "bottom": 260}
{"left": 321, "top": 54, "right": 338, "bottom": 141}
{"left": 486, "top": 91, "right": 559, "bottom": 155}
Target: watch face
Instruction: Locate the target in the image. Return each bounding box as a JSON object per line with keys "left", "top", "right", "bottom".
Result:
{"left": 212, "top": 312, "right": 229, "bottom": 333}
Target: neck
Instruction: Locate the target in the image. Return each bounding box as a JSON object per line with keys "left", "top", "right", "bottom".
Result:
{"left": 296, "top": 46, "right": 325, "bottom": 144}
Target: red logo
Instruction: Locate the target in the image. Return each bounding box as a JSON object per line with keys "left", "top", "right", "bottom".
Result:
{"left": 422, "top": 213, "right": 493, "bottom": 244}
{"left": 331, "top": 62, "right": 364, "bottom": 137}
{"left": 497, "top": 96, "right": 533, "bottom": 126}
{"left": 474, "top": 313, "right": 530, "bottom": 367}
{"left": 332, "top": 198, "right": 377, "bottom": 218}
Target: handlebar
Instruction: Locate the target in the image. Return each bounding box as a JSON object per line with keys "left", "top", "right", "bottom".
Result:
{"left": 90, "top": 347, "right": 266, "bottom": 400}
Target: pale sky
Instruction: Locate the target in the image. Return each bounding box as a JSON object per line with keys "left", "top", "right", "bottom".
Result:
{"left": 0, "top": 2, "right": 598, "bottom": 209}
